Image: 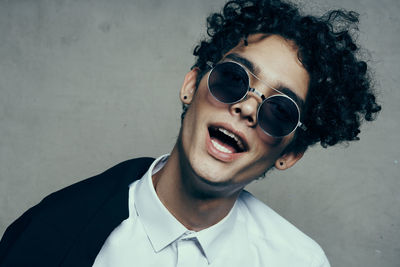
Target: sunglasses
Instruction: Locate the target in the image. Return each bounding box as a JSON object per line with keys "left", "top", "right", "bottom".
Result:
{"left": 207, "top": 61, "right": 306, "bottom": 138}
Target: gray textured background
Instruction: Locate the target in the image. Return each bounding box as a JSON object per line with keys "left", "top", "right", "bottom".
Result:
{"left": 0, "top": 0, "right": 399, "bottom": 266}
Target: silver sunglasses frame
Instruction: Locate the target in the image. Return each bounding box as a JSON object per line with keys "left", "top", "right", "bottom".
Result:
{"left": 206, "top": 61, "right": 306, "bottom": 138}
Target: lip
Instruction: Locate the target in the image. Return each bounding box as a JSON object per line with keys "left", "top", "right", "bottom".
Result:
{"left": 206, "top": 122, "right": 248, "bottom": 162}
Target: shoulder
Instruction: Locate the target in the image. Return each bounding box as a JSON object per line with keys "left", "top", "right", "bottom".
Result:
{"left": 40, "top": 157, "right": 154, "bottom": 206}
{"left": 237, "top": 190, "right": 329, "bottom": 267}
{"left": 0, "top": 157, "right": 155, "bottom": 265}
{"left": 19, "top": 156, "right": 154, "bottom": 226}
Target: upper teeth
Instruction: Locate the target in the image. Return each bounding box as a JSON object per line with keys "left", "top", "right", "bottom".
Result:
{"left": 217, "top": 128, "right": 245, "bottom": 150}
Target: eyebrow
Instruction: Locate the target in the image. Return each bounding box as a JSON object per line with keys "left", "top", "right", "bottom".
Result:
{"left": 224, "top": 53, "right": 259, "bottom": 75}
{"left": 223, "top": 53, "right": 305, "bottom": 109}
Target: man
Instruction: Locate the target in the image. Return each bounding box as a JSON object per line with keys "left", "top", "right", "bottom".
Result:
{"left": 0, "top": 0, "right": 380, "bottom": 266}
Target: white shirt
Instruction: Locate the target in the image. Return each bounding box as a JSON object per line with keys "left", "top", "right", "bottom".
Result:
{"left": 93, "top": 155, "right": 330, "bottom": 267}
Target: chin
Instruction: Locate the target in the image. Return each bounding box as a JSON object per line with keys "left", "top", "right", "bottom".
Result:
{"left": 186, "top": 169, "right": 246, "bottom": 198}
{"left": 177, "top": 135, "right": 246, "bottom": 198}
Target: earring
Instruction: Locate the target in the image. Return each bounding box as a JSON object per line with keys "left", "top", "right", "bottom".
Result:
{"left": 279, "top": 161, "right": 284, "bottom": 166}
{"left": 183, "top": 96, "right": 188, "bottom": 100}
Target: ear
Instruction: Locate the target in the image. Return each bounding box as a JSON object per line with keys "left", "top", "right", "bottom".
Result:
{"left": 274, "top": 151, "right": 304, "bottom": 170}
{"left": 180, "top": 68, "right": 198, "bottom": 104}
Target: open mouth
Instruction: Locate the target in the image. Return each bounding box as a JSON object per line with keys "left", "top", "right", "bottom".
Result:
{"left": 208, "top": 126, "right": 248, "bottom": 154}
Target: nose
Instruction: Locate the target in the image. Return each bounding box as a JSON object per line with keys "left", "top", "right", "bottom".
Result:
{"left": 229, "top": 95, "right": 259, "bottom": 127}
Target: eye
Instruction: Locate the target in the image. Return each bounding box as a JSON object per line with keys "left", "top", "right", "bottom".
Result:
{"left": 224, "top": 69, "right": 246, "bottom": 84}
{"left": 268, "top": 101, "right": 292, "bottom": 122}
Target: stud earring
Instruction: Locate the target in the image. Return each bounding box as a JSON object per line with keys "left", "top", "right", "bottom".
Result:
{"left": 183, "top": 96, "right": 187, "bottom": 100}
{"left": 279, "top": 162, "right": 284, "bottom": 166}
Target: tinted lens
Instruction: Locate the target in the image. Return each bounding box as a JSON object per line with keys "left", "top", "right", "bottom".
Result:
{"left": 208, "top": 62, "right": 249, "bottom": 103}
{"left": 258, "top": 95, "right": 299, "bottom": 137}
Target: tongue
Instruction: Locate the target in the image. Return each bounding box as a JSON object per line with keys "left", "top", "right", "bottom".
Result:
{"left": 211, "top": 137, "right": 237, "bottom": 153}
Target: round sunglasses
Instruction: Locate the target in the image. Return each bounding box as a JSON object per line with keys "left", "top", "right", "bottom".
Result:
{"left": 207, "top": 61, "right": 306, "bottom": 138}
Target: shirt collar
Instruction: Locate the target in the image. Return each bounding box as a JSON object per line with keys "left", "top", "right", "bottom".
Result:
{"left": 196, "top": 200, "right": 240, "bottom": 264}
{"left": 133, "top": 154, "right": 241, "bottom": 264}
{"left": 134, "top": 154, "right": 187, "bottom": 252}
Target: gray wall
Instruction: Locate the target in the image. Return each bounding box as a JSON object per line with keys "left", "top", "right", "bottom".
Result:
{"left": 0, "top": 0, "right": 398, "bottom": 266}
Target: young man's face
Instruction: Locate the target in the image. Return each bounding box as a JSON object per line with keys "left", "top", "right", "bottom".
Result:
{"left": 178, "top": 34, "right": 310, "bottom": 196}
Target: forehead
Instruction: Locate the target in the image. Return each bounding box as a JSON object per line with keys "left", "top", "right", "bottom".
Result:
{"left": 225, "top": 34, "right": 310, "bottom": 102}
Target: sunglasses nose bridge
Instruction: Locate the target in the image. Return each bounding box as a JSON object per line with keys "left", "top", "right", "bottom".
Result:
{"left": 248, "top": 87, "right": 266, "bottom": 102}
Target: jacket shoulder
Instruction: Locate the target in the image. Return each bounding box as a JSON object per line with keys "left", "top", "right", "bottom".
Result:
{"left": 41, "top": 157, "right": 154, "bottom": 205}
{"left": 0, "top": 157, "right": 154, "bottom": 266}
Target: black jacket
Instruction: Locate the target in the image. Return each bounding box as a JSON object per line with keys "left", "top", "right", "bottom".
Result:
{"left": 0, "top": 157, "right": 155, "bottom": 267}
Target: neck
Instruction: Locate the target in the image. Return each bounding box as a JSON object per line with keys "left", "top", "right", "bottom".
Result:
{"left": 152, "top": 146, "right": 240, "bottom": 231}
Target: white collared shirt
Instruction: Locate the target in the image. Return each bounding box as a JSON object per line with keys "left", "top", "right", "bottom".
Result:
{"left": 93, "top": 155, "right": 330, "bottom": 267}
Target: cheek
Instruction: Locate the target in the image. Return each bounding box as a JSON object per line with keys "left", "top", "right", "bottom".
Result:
{"left": 206, "top": 91, "right": 227, "bottom": 108}
{"left": 185, "top": 85, "right": 229, "bottom": 124}
{"left": 180, "top": 102, "right": 201, "bottom": 151}
{"left": 236, "top": 154, "right": 275, "bottom": 181}
{"left": 255, "top": 127, "right": 285, "bottom": 147}
{"left": 197, "top": 76, "right": 230, "bottom": 108}
{"left": 250, "top": 133, "right": 294, "bottom": 169}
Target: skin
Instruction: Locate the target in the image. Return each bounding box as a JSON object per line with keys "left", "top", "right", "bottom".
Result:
{"left": 152, "top": 34, "right": 310, "bottom": 231}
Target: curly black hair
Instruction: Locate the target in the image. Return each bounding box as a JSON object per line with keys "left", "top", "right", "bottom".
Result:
{"left": 188, "top": 0, "right": 381, "bottom": 154}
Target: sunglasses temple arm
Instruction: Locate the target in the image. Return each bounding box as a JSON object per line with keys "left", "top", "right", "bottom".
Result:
{"left": 206, "top": 61, "right": 215, "bottom": 69}
{"left": 298, "top": 122, "right": 307, "bottom": 131}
